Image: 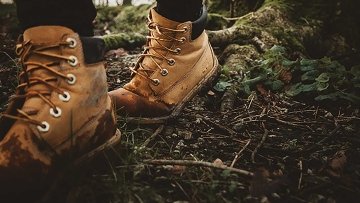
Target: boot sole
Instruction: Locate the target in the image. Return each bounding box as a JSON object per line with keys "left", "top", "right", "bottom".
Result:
{"left": 127, "top": 53, "right": 220, "bottom": 124}
{"left": 74, "top": 128, "right": 122, "bottom": 165}
{"left": 40, "top": 128, "right": 121, "bottom": 202}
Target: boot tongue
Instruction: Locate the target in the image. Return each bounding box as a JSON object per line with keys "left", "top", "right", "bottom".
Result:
{"left": 125, "top": 9, "right": 184, "bottom": 97}
{"left": 141, "top": 9, "right": 182, "bottom": 75}
{"left": 23, "top": 26, "right": 75, "bottom": 44}
{"left": 21, "top": 26, "right": 76, "bottom": 114}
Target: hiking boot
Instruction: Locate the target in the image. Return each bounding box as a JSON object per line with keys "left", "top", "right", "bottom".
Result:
{"left": 109, "top": 6, "right": 219, "bottom": 123}
{"left": 0, "top": 26, "right": 121, "bottom": 199}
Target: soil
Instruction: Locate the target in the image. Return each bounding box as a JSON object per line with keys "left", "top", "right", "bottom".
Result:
{"left": 0, "top": 3, "right": 359, "bottom": 202}
{"left": 1, "top": 35, "right": 359, "bottom": 202}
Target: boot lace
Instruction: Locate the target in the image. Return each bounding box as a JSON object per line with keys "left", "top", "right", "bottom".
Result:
{"left": 0, "top": 37, "right": 78, "bottom": 132}
{"left": 129, "top": 16, "right": 188, "bottom": 86}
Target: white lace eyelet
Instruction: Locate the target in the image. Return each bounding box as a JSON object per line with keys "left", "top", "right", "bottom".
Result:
{"left": 152, "top": 79, "right": 160, "bottom": 86}
{"left": 168, "top": 59, "right": 176, "bottom": 66}
{"left": 66, "top": 37, "right": 77, "bottom": 48}
{"left": 161, "top": 69, "right": 169, "bottom": 76}
{"left": 68, "top": 56, "right": 78, "bottom": 67}
{"left": 174, "top": 48, "right": 181, "bottom": 55}
{"left": 180, "top": 37, "right": 186, "bottom": 43}
{"left": 37, "top": 121, "right": 50, "bottom": 132}
{"left": 183, "top": 27, "right": 188, "bottom": 32}
{"left": 59, "top": 91, "right": 71, "bottom": 102}
{"left": 66, "top": 74, "right": 77, "bottom": 85}
{"left": 50, "top": 107, "right": 62, "bottom": 118}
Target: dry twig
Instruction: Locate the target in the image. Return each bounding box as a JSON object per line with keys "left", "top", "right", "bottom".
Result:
{"left": 251, "top": 123, "right": 269, "bottom": 163}
{"left": 231, "top": 139, "right": 251, "bottom": 167}
{"left": 141, "top": 125, "right": 165, "bottom": 147}
{"left": 198, "top": 115, "right": 237, "bottom": 136}
{"left": 144, "top": 159, "right": 254, "bottom": 177}
{"left": 298, "top": 160, "right": 303, "bottom": 190}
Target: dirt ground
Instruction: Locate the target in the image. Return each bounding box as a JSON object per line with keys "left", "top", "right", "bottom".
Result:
{"left": 1, "top": 33, "right": 359, "bottom": 202}
{"left": 0, "top": 3, "right": 360, "bottom": 202}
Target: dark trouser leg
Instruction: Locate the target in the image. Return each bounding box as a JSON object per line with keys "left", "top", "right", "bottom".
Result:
{"left": 14, "top": 0, "right": 96, "bottom": 36}
{"left": 156, "top": 0, "right": 203, "bottom": 22}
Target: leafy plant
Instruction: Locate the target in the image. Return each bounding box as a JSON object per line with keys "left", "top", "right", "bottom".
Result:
{"left": 238, "top": 45, "right": 360, "bottom": 105}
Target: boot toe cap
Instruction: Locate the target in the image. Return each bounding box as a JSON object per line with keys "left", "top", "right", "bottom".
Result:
{"left": 0, "top": 123, "right": 51, "bottom": 198}
{"left": 109, "top": 88, "right": 171, "bottom": 118}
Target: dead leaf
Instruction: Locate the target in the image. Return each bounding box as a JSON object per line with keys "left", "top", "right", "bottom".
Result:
{"left": 279, "top": 69, "right": 292, "bottom": 83}
{"left": 250, "top": 167, "right": 270, "bottom": 197}
{"left": 213, "top": 158, "right": 225, "bottom": 167}
{"left": 170, "top": 165, "right": 187, "bottom": 175}
{"left": 326, "top": 150, "right": 347, "bottom": 177}
{"left": 250, "top": 167, "right": 287, "bottom": 197}
{"left": 256, "top": 83, "right": 269, "bottom": 96}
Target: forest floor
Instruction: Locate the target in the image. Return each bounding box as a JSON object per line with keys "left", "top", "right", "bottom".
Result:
{"left": 1, "top": 4, "right": 360, "bottom": 203}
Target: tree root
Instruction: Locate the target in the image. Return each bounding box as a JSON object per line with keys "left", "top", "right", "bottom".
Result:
{"left": 102, "top": 33, "right": 146, "bottom": 51}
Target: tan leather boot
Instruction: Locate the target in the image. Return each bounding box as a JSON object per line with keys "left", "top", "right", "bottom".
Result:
{"left": 0, "top": 26, "right": 121, "bottom": 198}
{"left": 109, "top": 6, "right": 219, "bottom": 123}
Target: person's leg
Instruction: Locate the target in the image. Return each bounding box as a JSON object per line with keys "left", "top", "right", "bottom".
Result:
{"left": 109, "top": 0, "right": 219, "bottom": 123}
{"left": 156, "top": 0, "right": 203, "bottom": 22}
{"left": 14, "top": 0, "right": 96, "bottom": 36}
{"left": 0, "top": 0, "right": 121, "bottom": 200}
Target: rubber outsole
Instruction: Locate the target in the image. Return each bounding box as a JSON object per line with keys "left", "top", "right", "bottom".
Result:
{"left": 75, "top": 128, "right": 122, "bottom": 165}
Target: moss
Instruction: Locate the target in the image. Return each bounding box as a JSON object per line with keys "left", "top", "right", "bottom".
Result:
{"left": 112, "top": 4, "right": 152, "bottom": 34}
{"left": 207, "top": 13, "right": 230, "bottom": 30}
{"left": 233, "top": 14, "right": 253, "bottom": 26}
{"left": 102, "top": 33, "right": 146, "bottom": 50}
{"left": 262, "top": 0, "right": 291, "bottom": 8}
{"left": 96, "top": 4, "right": 152, "bottom": 35}
{"left": 270, "top": 27, "right": 305, "bottom": 52}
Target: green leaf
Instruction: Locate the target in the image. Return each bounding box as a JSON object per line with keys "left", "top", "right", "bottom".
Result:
{"left": 301, "top": 70, "right": 318, "bottom": 81}
{"left": 286, "top": 83, "right": 317, "bottom": 96}
{"left": 315, "top": 93, "right": 339, "bottom": 101}
{"left": 282, "top": 59, "right": 298, "bottom": 67}
{"left": 315, "top": 92, "right": 360, "bottom": 103}
{"left": 214, "top": 81, "right": 232, "bottom": 92}
{"left": 269, "top": 45, "right": 286, "bottom": 54}
{"left": 243, "top": 85, "right": 251, "bottom": 94}
{"left": 316, "top": 82, "right": 329, "bottom": 91}
{"left": 315, "top": 73, "right": 330, "bottom": 83}
{"left": 271, "top": 80, "right": 285, "bottom": 91}
{"left": 300, "top": 59, "right": 318, "bottom": 67}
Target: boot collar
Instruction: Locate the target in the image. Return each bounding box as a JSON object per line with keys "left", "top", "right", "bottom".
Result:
{"left": 191, "top": 5, "right": 208, "bottom": 40}
{"left": 151, "top": 5, "right": 208, "bottom": 40}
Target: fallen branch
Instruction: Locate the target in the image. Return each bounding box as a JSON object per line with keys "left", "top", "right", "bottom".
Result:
{"left": 143, "top": 159, "right": 254, "bottom": 177}
{"left": 102, "top": 33, "right": 146, "bottom": 51}
{"left": 207, "top": 25, "right": 255, "bottom": 47}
